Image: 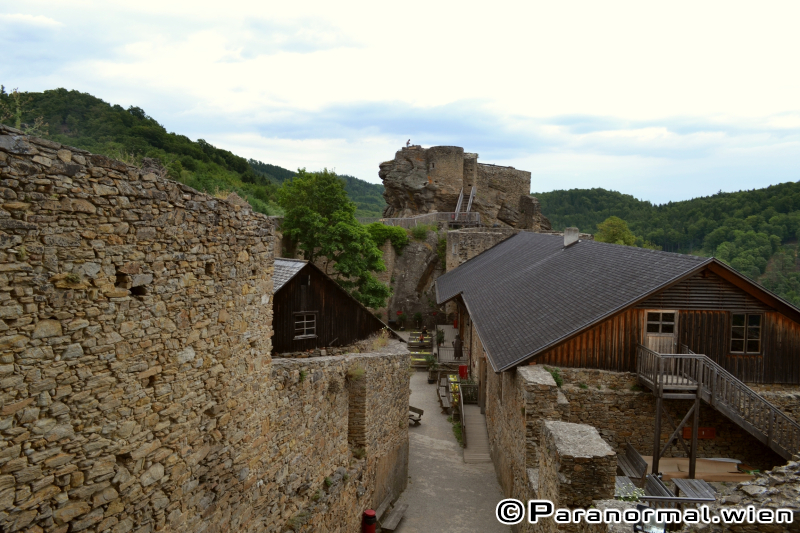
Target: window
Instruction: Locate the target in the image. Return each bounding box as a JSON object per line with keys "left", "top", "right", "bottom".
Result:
{"left": 646, "top": 311, "right": 675, "bottom": 334}
{"left": 294, "top": 313, "right": 317, "bottom": 339}
{"left": 731, "top": 314, "right": 761, "bottom": 354}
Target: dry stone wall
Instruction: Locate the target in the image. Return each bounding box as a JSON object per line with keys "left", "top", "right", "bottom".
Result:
{"left": 556, "top": 367, "right": 787, "bottom": 470}
{"left": 0, "top": 126, "right": 410, "bottom": 533}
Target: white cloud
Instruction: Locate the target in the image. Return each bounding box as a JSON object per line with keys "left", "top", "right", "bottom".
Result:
{"left": 1, "top": 0, "right": 799, "bottom": 203}
{"left": 0, "top": 13, "right": 62, "bottom": 26}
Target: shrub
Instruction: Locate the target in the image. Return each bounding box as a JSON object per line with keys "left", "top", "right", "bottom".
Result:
{"left": 544, "top": 366, "right": 563, "bottom": 387}
{"left": 437, "top": 236, "right": 446, "bottom": 264}
{"left": 578, "top": 382, "right": 588, "bottom": 389}
{"left": 324, "top": 477, "right": 333, "bottom": 488}
{"left": 353, "top": 447, "right": 366, "bottom": 459}
{"left": 347, "top": 365, "right": 365, "bottom": 381}
{"left": 65, "top": 273, "right": 81, "bottom": 284}
{"left": 299, "top": 370, "right": 307, "bottom": 382}
{"left": 366, "top": 222, "right": 409, "bottom": 253}
{"left": 410, "top": 224, "right": 432, "bottom": 241}
{"left": 371, "top": 328, "right": 389, "bottom": 350}
{"left": 447, "top": 416, "right": 465, "bottom": 447}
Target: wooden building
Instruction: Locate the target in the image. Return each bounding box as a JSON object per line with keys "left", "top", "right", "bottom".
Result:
{"left": 272, "top": 258, "right": 387, "bottom": 353}
{"left": 437, "top": 230, "right": 800, "bottom": 468}
{"left": 435, "top": 230, "right": 800, "bottom": 384}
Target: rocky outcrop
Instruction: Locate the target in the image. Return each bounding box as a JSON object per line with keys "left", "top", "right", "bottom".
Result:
{"left": 379, "top": 145, "right": 551, "bottom": 230}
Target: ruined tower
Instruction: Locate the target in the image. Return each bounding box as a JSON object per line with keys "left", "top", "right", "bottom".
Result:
{"left": 379, "top": 145, "right": 550, "bottom": 230}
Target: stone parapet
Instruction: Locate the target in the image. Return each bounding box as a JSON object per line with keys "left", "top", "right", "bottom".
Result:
{"left": 539, "top": 421, "right": 616, "bottom": 510}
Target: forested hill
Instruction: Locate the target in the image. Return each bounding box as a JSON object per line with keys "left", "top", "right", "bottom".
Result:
{"left": 534, "top": 186, "right": 800, "bottom": 305}
{"left": 0, "top": 87, "right": 386, "bottom": 217}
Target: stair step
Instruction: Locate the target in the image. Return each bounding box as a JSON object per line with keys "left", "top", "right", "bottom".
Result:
{"left": 381, "top": 503, "right": 408, "bottom": 531}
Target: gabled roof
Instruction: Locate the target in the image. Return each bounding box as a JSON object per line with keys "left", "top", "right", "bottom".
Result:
{"left": 436, "top": 232, "right": 719, "bottom": 372}
{"left": 273, "top": 258, "right": 308, "bottom": 293}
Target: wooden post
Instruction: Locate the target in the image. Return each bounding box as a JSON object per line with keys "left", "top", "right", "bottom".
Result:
{"left": 653, "top": 357, "right": 663, "bottom": 474}
{"left": 689, "top": 393, "right": 700, "bottom": 479}
{"left": 653, "top": 395, "right": 662, "bottom": 475}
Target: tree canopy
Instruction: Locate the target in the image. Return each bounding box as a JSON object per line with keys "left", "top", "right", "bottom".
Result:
{"left": 278, "top": 169, "right": 391, "bottom": 309}
{"left": 0, "top": 87, "right": 386, "bottom": 217}
{"left": 595, "top": 216, "right": 636, "bottom": 246}
{"left": 534, "top": 186, "right": 800, "bottom": 305}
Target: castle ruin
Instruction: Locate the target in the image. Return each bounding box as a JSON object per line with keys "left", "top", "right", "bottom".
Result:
{"left": 379, "top": 145, "right": 550, "bottom": 230}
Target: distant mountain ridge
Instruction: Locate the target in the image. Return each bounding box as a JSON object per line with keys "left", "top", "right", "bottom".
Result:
{"left": 534, "top": 186, "right": 800, "bottom": 305}
{"left": 0, "top": 87, "right": 386, "bottom": 217}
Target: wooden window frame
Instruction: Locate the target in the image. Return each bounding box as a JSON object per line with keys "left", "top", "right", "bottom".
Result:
{"left": 645, "top": 310, "right": 677, "bottom": 335}
{"left": 730, "top": 313, "right": 762, "bottom": 355}
{"left": 293, "top": 311, "right": 318, "bottom": 340}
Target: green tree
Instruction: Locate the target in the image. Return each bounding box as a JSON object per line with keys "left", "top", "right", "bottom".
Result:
{"left": 279, "top": 169, "right": 391, "bottom": 308}
{"left": 595, "top": 216, "right": 636, "bottom": 246}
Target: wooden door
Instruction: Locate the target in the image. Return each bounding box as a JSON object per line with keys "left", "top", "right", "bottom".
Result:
{"left": 645, "top": 310, "right": 678, "bottom": 354}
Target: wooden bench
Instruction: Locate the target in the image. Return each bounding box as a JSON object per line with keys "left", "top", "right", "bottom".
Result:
{"left": 641, "top": 475, "right": 715, "bottom": 507}
{"left": 615, "top": 476, "right": 639, "bottom": 499}
{"left": 617, "top": 443, "right": 648, "bottom": 486}
{"left": 409, "top": 406, "right": 423, "bottom": 425}
{"left": 672, "top": 478, "right": 716, "bottom": 501}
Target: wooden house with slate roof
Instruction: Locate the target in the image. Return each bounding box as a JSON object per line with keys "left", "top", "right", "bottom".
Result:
{"left": 436, "top": 229, "right": 800, "bottom": 463}
{"left": 272, "top": 258, "right": 387, "bottom": 353}
{"left": 436, "top": 229, "right": 800, "bottom": 382}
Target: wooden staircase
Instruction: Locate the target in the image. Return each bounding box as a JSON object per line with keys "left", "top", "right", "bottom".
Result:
{"left": 636, "top": 344, "right": 800, "bottom": 461}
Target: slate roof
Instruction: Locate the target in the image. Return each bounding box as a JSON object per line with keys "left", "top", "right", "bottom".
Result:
{"left": 435, "top": 232, "right": 713, "bottom": 372}
{"left": 273, "top": 258, "right": 308, "bottom": 293}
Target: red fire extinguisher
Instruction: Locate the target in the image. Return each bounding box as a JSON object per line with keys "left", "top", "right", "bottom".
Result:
{"left": 362, "top": 509, "right": 377, "bottom": 533}
{"left": 453, "top": 318, "right": 458, "bottom": 329}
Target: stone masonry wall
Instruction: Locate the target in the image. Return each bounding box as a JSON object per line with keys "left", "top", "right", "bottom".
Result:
{"left": 556, "top": 367, "right": 786, "bottom": 470}
{"left": 0, "top": 126, "right": 410, "bottom": 533}
{"left": 0, "top": 125, "right": 276, "bottom": 532}
{"left": 538, "top": 421, "right": 616, "bottom": 509}
{"left": 485, "top": 363, "right": 564, "bottom": 500}
{"left": 266, "top": 352, "right": 409, "bottom": 532}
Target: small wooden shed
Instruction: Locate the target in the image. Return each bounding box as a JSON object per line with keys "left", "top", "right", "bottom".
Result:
{"left": 272, "top": 258, "right": 387, "bottom": 353}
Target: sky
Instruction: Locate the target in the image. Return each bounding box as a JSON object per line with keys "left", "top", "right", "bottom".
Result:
{"left": 1, "top": 0, "right": 799, "bottom": 204}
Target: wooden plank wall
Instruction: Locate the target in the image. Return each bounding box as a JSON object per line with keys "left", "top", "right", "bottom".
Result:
{"left": 272, "top": 264, "right": 385, "bottom": 353}
{"left": 760, "top": 312, "right": 800, "bottom": 384}
{"left": 637, "top": 270, "right": 771, "bottom": 312}
{"left": 535, "top": 308, "right": 800, "bottom": 384}
{"left": 535, "top": 309, "right": 643, "bottom": 372}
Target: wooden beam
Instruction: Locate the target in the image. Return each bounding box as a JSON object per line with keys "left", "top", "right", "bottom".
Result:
{"left": 690, "top": 394, "right": 700, "bottom": 479}
{"left": 653, "top": 395, "right": 662, "bottom": 475}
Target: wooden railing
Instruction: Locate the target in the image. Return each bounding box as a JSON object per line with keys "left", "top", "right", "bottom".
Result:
{"left": 437, "top": 346, "right": 470, "bottom": 364}
{"left": 636, "top": 344, "right": 800, "bottom": 460}
{"left": 369, "top": 211, "right": 482, "bottom": 229}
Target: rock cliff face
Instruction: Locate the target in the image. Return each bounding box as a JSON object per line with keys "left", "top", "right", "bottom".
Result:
{"left": 379, "top": 145, "right": 551, "bottom": 230}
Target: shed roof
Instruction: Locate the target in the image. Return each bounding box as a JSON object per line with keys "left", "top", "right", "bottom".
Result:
{"left": 436, "top": 232, "right": 717, "bottom": 372}
{"left": 273, "top": 258, "right": 308, "bottom": 293}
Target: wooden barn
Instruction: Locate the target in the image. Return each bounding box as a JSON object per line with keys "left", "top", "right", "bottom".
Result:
{"left": 272, "top": 258, "right": 387, "bottom": 353}
{"left": 436, "top": 230, "right": 800, "bottom": 383}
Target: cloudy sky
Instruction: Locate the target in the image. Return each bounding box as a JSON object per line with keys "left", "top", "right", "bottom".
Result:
{"left": 2, "top": 0, "right": 799, "bottom": 203}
